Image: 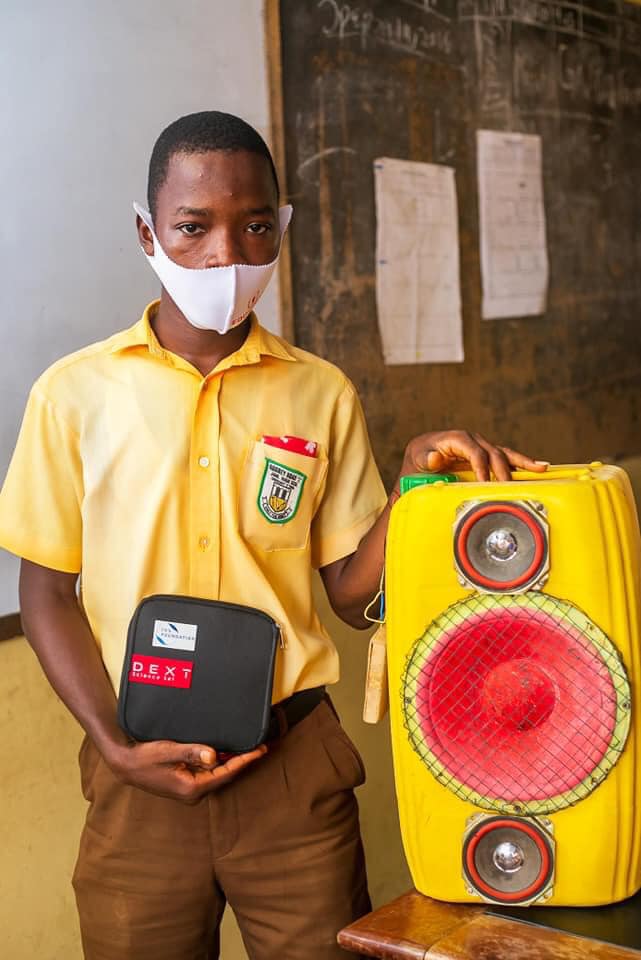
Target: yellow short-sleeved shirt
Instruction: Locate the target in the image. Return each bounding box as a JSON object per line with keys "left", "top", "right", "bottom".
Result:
{"left": 0, "top": 302, "right": 388, "bottom": 699}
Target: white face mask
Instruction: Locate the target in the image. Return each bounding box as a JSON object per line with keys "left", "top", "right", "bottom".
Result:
{"left": 133, "top": 201, "right": 293, "bottom": 333}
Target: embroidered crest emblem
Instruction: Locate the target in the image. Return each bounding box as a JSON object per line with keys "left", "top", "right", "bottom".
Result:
{"left": 258, "top": 458, "right": 306, "bottom": 523}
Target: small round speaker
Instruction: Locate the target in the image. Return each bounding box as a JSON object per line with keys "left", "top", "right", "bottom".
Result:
{"left": 454, "top": 501, "right": 548, "bottom": 593}
{"left": 463, "top": 816, "right": 554, "bottom": 903}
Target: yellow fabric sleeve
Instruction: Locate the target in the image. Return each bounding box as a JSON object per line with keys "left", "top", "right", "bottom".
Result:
{"left": 0, "top": 386, "right": 83, "bottom": 573}
{"left": 311, "top": 382, "right": 388, "bottom": 569}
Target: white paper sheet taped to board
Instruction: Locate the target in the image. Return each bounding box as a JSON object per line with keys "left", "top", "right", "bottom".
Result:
{"left": 477, "top": 130, "right": 549, "bottom": 320}
{"left": 374, "top": 157, "right": 463, "bottom": 365}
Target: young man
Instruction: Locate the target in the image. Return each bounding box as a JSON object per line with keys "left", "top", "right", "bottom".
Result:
{"left": 0, "top": 112, "right": 546, "bottom": 960}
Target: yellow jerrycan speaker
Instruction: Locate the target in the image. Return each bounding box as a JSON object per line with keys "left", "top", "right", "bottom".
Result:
{"left": 385, "top": 464, "right": 641, "bottom": 907}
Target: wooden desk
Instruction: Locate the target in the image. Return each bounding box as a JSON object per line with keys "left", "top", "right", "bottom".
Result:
{"left": 338, "top": 890, "right": 641, "bottom": 959}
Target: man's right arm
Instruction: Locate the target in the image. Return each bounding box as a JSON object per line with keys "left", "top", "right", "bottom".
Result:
{"left": 19, "top": 559, "right": 266, "bottom": 802}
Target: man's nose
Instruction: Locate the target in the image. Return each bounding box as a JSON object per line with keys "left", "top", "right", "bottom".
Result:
{"left": 203, "top": 229, "right": 245, "bottom": 268}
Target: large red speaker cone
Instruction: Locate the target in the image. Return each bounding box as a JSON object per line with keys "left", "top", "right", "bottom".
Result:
{"left": 402, "top": 594, "right": 631, "bottom": 814}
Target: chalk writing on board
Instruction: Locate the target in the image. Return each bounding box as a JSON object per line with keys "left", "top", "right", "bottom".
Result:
{"left": 317, "top": 0, "right": 455, "bottom": 61}
{"left": 398, "top": 0, "right": 454, "bottom": 23}
{"left": 471, "top": 6, "right": 640, "bottom": 125}
{"left": 460, "top": 0, "right": 641, "bottom": 57}
{"left": 477, "top": 20, "right": 512, "bottom": 120}
{"left": 296, "top": 146, "right": 358, "bottom": 186}
{"left": 509, "top": 40, "right": 619, "bottom": 116}
{"left": 558, "top": 42, "right": 617, "bottom": 112}
{"left": 618, "top": 74, "right": 641, "bottom": 110}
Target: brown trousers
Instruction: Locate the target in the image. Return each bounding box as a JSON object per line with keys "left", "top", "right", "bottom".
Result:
{"left": 72, "top": 699, "right": 371, "bottom": 959}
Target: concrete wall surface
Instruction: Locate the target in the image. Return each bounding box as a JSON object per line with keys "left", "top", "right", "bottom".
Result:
{"left": 0, "top": 0, "right": 279, "bottom": 615}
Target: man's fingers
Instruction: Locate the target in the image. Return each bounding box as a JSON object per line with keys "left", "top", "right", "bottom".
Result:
{"left": 424, "top": 450, "right": 448, "bottom": 472}
{"left": 443, "top": 435, "right": 492, "bottom": 481}
{"left": 474, "top": 435, "right": 513, "bottom": 482}
{"left": 213, "top": 745, "right": 268, "bottom": 779}
{"left": 500, "top": 447, "right": 550, "bottom": 472}
{"left": 140, "top": 740, "right": 267, "bottom": 773}
{"left": 150, "top": 741, "right": 218, "bottom": 769}
{"left": 170, "top": 746, "right": 268, "bottom": 800}
{"left": 488, "top": 448, "right": 512, "bottom": 481}
{"left": 182, "top": 746, "right": 268, "bottom": 793}
{"left": 184, "top": 745, "right": 217, "bottom": 768}
{"left": 170, "top": 765, "right": 223, "bottom": 803}
{"left": 420, "top": 433, "right": 491, "bottom": 480}
{"left": 114, "top": 740, "right": 269, "bottom": 805}
{"left": 405, "top": 432, "right": 548, "bottom": 486}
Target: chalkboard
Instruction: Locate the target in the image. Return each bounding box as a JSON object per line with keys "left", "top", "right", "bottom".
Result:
{"left": 277, "top": 0, "right": 641, "bottom": 485}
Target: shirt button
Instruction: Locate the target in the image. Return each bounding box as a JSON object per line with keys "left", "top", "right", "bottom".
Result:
{"left": 198, "top": 456, "right": 210, "bottom": 468}
{"left": 198, "top": 536, "right": 210, "bottom": 551}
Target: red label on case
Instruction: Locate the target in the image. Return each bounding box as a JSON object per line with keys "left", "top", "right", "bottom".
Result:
{"left": 262, "top": 435, "right": 318, "bottom": 458}
{"left": 129, "top": 654, "right": 193, "bottom": 689}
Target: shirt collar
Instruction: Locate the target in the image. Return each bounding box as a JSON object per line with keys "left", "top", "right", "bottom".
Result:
{"left": 109, "top": 300, "right": 297, "bottom": 366}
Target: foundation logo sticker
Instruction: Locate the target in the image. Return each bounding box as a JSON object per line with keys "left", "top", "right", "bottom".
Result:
{"left": 152, "top": 619, "right": 198, "bottom": 652}
{"left": 258, "top": 458, "right": 306, "bottom": 523}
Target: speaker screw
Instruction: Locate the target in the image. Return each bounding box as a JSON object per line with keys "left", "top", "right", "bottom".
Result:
{"left": 623, "top": 701, "right": 631, "bottom": 710}
{"left": 533, "top": 502, "right": 546, "bottom": 514}
{"left": 458, "top": 576, "right": 468, "bottom": 587}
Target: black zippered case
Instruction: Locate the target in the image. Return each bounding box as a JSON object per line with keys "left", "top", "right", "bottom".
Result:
{"left": 117, "top": 594, "right": 281, "bottom": 752}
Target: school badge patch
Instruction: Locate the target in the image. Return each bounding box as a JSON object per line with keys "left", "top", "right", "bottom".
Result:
{"left": 258, "top": 458, "right": 306, "bottom": 523}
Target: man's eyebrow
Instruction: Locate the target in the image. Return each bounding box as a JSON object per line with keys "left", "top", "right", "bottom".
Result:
{"left": 173, "top": 206, "right": 210, "bottom": 217}
{"left": 243, "top": 205, "right": 276, "bottom": 217}
{"left": 172, "top": 205, "right": 276, "bottom": 217}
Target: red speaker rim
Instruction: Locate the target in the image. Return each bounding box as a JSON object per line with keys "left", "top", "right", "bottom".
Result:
{"left": 463, "top": 817, "right": 553, "bottom": 903}
{"left": 455, "top": 502, "right": 546, "bottom": 591}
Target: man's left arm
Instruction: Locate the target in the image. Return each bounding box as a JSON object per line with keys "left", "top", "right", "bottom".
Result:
{"left": 320, "top": 430, "right": 548, "bottom": 629}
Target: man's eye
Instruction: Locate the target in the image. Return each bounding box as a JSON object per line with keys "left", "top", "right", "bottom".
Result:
{"left": 177, "top": 223, "right": 203, "bottom": 235}
{"left": 247, "top": 223, "right": 272, "bottom": 235}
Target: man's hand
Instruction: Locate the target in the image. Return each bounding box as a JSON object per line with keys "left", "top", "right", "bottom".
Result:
{"left": 393, "top": 430, "right": 548, "bottom": 495}
{"left": 106, "top": 739, "right": 268, "bottom": 804}
{"left": 321, "top": 431, "right": 548, "bottom": 630}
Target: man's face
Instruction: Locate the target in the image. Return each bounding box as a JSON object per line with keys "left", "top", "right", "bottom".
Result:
{"left": 139, "top": 149, "right": 281, "bottom": 268}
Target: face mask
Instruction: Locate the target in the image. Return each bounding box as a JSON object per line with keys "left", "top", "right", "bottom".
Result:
{"left": 133, "top": 202, "right": 293, "bottom": 333}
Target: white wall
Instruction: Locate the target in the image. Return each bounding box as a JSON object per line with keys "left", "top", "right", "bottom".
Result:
{"left": 0, "top": 11, "right": 411, "bottom": 960}
{"left": 0, "top": 0, "right": 280, "bottom": 614}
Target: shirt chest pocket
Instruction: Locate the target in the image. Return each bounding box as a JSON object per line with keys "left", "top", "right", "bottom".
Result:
{"left": 238, "top": 440, "right": 328, "bottom": 552}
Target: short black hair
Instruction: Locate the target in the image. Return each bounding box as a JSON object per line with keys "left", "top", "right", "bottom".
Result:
{"left": 147, "top": 111, "right": 280, "bottom": 219}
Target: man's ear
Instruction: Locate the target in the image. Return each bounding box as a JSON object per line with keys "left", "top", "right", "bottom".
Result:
{"left": 136, "top": 215, "right": 154, "bottom": 256}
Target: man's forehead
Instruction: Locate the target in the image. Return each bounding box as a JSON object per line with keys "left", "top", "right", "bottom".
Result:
{"left": 163, "top": 149, "right": 275, "bottom": 196}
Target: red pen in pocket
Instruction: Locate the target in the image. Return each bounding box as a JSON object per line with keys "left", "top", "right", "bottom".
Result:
{"left": 261, "top": 435, "right": 318, "bottom": 458}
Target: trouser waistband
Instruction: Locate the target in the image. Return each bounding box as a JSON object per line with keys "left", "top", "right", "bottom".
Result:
{"left": 267, "top": 686, "right": 326, "bottom": 740}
